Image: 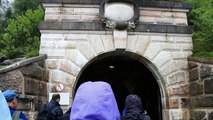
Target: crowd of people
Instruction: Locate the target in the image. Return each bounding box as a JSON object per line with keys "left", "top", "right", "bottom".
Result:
{"left": 0, "top": 81, "right": 151, "bottom": 120}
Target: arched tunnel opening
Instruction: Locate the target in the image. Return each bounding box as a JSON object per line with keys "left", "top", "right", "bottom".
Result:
{"left": 74, "top": 51, "right": 162, "bottom": 120}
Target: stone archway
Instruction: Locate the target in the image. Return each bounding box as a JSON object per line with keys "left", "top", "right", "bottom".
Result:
{"left": 73, "top": 50, "right": 165, "bottom": 120}
{"left": 40, "top": 1, "right": 193, "bottom": 119}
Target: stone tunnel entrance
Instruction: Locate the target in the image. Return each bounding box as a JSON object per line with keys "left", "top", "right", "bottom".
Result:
{"left": 74, "top": 50, "right": 162, "bottom": 120}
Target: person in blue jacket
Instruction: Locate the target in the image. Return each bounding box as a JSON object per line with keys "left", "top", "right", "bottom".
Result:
{"left": 37, "top": 93, "right": 63, "bottom": 120}
{"left": 3, "top": 90, "right": 28, "bottom": 120}
{"left": 0, "top": 90, "right": 12, "bottom": 120}
{"left": 70, "top": 81, "right": 120, "bottom": 120}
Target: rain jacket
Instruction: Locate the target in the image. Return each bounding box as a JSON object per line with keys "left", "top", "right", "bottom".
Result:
{"left": 0, "top": 90, "right": 12, "bottom": 120}
{"left": 122, "top": 94, "right": 151, "bottom": 120}
{"left": 70, "top": 81, "right": 120, "bottom": 120}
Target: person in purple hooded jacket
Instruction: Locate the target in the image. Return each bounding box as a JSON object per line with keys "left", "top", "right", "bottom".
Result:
{"left": 70, "top": 81, "right": 120, "bottom": 120}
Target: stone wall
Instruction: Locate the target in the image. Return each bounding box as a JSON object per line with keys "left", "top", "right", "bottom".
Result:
{"left": 0, "top": 55, "right": 48, "bottom": 120}
{"left": 188, "top": 57, "right": 213, "bottom": 120}
{"left": 39, "top": 0, "right": 193, "bottom": 119}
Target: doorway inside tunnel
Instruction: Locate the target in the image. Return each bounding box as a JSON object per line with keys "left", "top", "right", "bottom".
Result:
{"left": 74, "top": 51, "right": 162, "bottom": 120}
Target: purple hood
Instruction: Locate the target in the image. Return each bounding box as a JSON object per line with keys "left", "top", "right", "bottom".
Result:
{"left": 70, "top": 81, "right": 120, "bottom": 120}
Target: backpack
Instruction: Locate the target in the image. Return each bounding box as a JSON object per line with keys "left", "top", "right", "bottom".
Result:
{"left": 12, "top": 111, "right": 23, "bottom": 120}
{"left": 37, "top": 104, "right": 56, "bottom": 120}
{"left": 61, "top": 108, "right": 71, "bottom": 120}
{"left": 139, "top": 113, "right": 151, "bottom": 120}
{"left": 122, "top": 113, "right": 146, "bottom": 120}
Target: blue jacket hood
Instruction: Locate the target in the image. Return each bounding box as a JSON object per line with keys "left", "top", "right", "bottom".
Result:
{"left": 70, "top": 81, "right": 120, "bottom": 120}
{"left": 0, "top": 90, "right": 12, "bottom": 120}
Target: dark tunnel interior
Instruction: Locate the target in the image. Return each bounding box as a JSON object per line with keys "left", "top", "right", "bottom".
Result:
{"left": 74, "top": 54, "right": 162, "bottom": 120}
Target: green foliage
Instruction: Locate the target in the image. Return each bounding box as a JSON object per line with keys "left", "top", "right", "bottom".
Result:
{"left": 0, "top": 8, "right": 13, "bottom": 37}
{"left": 183, "top": 0, "right": 213, "bottom": 58}
{"left": 0, "top": 7, "right": 44, "bottom": 59}
{"left": 4, "top": 8, "right": 13, "bottom": 18}
{"left": 13, "top": 0, "right": 41, "bottom": 14}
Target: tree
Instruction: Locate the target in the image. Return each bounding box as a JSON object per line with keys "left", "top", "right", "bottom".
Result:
{"left": 183, "top": 0, "right": 213, "bottom": 57}
{"left": 0, "top": 7, "right": 44, "bottom": 58}
{"left": 13, "top": 0, "right": 41, "bottom": 14}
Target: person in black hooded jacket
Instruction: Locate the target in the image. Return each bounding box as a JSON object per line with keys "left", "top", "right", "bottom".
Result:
{"left": 37, "top": 94, "right": 63, "bottom": 120}
{"left": 121, "top": 94, "right": 151, "bottom": 120}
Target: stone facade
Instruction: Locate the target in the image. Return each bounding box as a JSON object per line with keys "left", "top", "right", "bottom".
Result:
{"left": 0, "top": 55, "right": 48, "bottom": 120}
{"left": 188, "top": 58, "right": 213, "bottom": 120}
{"left": 39, "top": 0, "right": 194, "bottom": 119}
{"left": 0, "top": 1, "right": 212, "bottom": 119}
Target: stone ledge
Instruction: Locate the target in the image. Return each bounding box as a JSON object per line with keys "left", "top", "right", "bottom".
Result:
{"left": 141, "top": 0, "right": 192, "bottom": 9}
{"left": 38, "top": 21, "right": 193, "bottom": 34}
{"left": 42, "top": 0, "right": 192, "bottom": 9}
{"left": 188, "top": 56, "right": 213, "bottom": 65}
{"left": 0, "top": 54, "right": 47, "bottom": 74}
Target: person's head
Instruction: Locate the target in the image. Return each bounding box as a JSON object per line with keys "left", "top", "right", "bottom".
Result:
{"left": 52, "top": 94, "right": 60, "bottom": 103}
{"left": 3, "top": 90, "right": 18, "bottom": 109}
{"left": 125, "top": 94, "right": 142, "bottom": 111}
{"left": 70, "top": 81, "right": 120, "bottom": 120}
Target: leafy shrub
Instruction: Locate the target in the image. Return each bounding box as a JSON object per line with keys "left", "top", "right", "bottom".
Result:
{"left": 183, "top": 0, "right": 213, "bottom": 58}
{"left": 0, "top": 7, "right": 44, "bottom": 59}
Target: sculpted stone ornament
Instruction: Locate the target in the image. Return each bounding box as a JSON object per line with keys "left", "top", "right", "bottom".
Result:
{"left": 100, "top": 0, "right": 140, "bottom": 30}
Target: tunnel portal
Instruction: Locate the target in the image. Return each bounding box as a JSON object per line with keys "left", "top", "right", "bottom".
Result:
{"left": 75, "top": 52, "right": 162, "bottom": 120}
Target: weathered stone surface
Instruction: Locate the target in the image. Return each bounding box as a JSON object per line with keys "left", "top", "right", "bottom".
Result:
{"left": 190, "top": 111, "right": 206, "bottom": 120}
{"left": 0, "top": 70, "right": 23, "bottom": 92}
{"left": 200, "top": 64, "right": 213, "bottom": 78}
{"left": 42, "top": 0, "right": 193, "bottom": 9}
{"left": 180, "top": 98, "right": 189, "bottom": 108}
{"left": 0, "top": 55, "right": 47, "bottom": 74}
{"left": 44, "top": 49, "right": 66, "bottom": 58}
{"left": 34, "top": 96, "right": 48, "bottom": 110}
{"left": 168, "top": 84, "right": 188, "bottom": 96}
{"left": 77, "top": 41, "right": 96, "bottom": 60}
{"left": 59, "top": 59, "right": 80, "bottom": 76}
{"left": 43, "top": 69, "right": 49, "bottom": 82}
{"left": 113, "top": 30, "right": 127, "bottom": 49}
{"left": 46, "top": 59, "right": 59, "bottom": 69}
{"left": 21, "top": 63, "right": 43, "bottom": 80}
{"left": 175, "top": 18, "right": 188, "bottom": 26}
{"left": 50, "top": 70, "right": 75, "bottom": 84}
{"left": 189, "top": 68, "right": 199, "bottom": 82}
{"left": 160, "top": 60, "right": 188, "bottom": 77}
{"left": 17, "top": 95, "right": 34, "bottom": 110}
{"left": 25, "top": 77, "right": 47, "bottom": 96}
{"left": 144, "top": 43, "right": 161, "bottom": 60}
{"left": 141, "top": 10, "right": 161, "bottom": 17}
{"left": 25, "top": 111, "right": 38, "bottom": 120}
{"left": 188, "top": 61, "right": 198, "bottom": 69}
{"left": 89, "top": 35, "right": 105, "bottom": 54}
{"left": 153, "top": 51, "right": 171, "bottom": 67}
{"left": 166, "top": 72, "right": 186, "bottom": 85}
{"left": 209, "top": 111, "right": 213, "bottom": 120}
{"left": 190, "top": 96, "right": 213, "bottom": 108}
{"left": 169, "top": 97, "right": 179, "bottom": 108}
{"left": 139, "top": 16, "right": 155, "bottom": 24}
{"left": 127, "top": 35, "right": 138, "bottom": 51}
{"left": 65, "top": 50, "right": 88, "bottom": 68}
{"left": 37, "top": 1, "right": 197, "bottom": 120}
{"left": 101, "top": 35, "right": 114, "bottom": 52}
{"left": 156, "top": 17, "right": 173, "bottom": 25}
{"left": 37, "top": 60, "right": 45, "bottom": 68}
{"left": 169, "top": 109, "right": 189, "bottom": 120}
{"left": 41, "top": 41, "right": 77, "bottom": 49}
{"left": 39, "top": 21, "right": 193, "bottom": 34}
{"left": 189, "top": 82, "right": 203, "bottom": 96}
{"left": 188, "top": 57, "right": 213, "bottom": 65}
{"left": 135, "top": 35, "right": 150, "bottom": 56}
{"left": 204, "top": 78, "right": 213, "bottom": 94}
